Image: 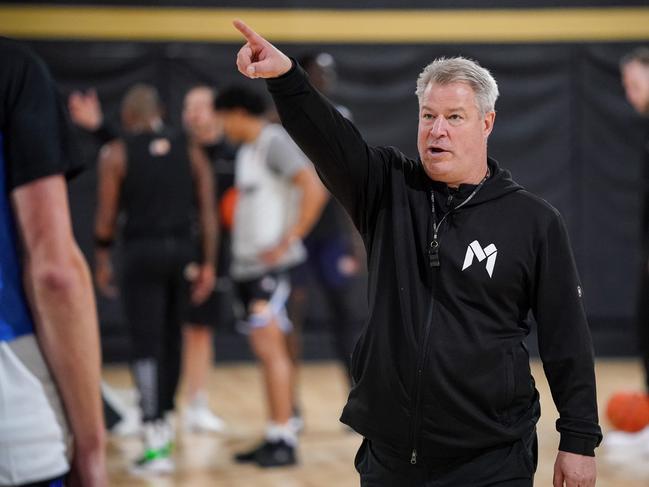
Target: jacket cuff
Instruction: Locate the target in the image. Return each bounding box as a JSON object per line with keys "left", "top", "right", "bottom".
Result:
{"left": 558, "top": 433, "right": 598, "bottom": 457}
{"left": 266, "top": 58, "right": 306, "bottom": 95}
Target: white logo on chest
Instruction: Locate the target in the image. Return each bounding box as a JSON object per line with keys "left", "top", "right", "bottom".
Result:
{"left": 462, "top": 240, "right": 498, "bottom": 278}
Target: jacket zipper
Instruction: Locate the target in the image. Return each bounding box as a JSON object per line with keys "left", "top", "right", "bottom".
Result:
{"left": 409, "top": 190, "right": 446, "bottom": 465}
{"left": 409, "top": 181, "right": 487, "bottom": 464}
{"left": 408, "top": 287, "right": 436, "bottom": 464}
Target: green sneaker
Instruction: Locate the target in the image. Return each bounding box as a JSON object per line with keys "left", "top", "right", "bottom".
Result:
{"left": 130, "top": 420, "right": 175, "bottom": 475}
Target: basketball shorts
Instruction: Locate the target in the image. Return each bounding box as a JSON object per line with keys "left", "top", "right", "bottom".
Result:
{"left": 233, "top": 271, "right": 292, "bottom": 334}
{"left": 0, "top": 335, "right": 69, "bottom": 486}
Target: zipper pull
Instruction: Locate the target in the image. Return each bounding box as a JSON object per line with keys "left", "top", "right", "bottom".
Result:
{"left": 410, "top": 449, "right": 417, "bottom": 464}
{"left": 429, "top": 240, "right": 440, "bottom": 268}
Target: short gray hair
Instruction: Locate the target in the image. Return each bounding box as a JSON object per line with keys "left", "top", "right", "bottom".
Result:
{"left": 415, "top": 57, "right": 499, "bottom": 116}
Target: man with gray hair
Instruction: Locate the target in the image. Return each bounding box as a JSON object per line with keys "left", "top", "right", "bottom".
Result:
{"left": 232, "top": 20, "right": 601, "bottom": 486}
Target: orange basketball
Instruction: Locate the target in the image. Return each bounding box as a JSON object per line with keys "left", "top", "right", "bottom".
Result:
{"left": 606, "top": 391, "right": 649, "bottom": 432}
{"left": 219, "top": 187, "right": 238, "bottom": 231}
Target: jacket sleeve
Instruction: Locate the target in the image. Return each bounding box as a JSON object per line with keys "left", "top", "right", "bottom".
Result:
{"left": 266, "top": 61, "right": 391, "bottom": 237}
{"left": 531, "top": 211, "right": 602, "bottom": 456}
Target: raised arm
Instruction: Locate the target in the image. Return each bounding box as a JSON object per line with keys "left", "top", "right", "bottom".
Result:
{"left": 68, "top": 89, "right": 103, "bottom": 132}
{"left": 68, "top": 89, "right": 119, "bottom": 144}
{"left": 233, "top": 19, "right": 391, "bottom": 235}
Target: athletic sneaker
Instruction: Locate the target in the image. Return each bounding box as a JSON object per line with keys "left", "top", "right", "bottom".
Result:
{"left": 289, "top": 406, "right": 304, "bottom": 435}
{"left": 183, "top": 393, "right": 226, "bottom": 433}
{"left": 130, "top": 420, "right": 175, "bottom": 476}
{"left": 234, "top": 439, "right": 296, "bottom": 467}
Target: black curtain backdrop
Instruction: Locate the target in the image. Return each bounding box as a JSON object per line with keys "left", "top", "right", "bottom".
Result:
{"left": 23, "top": 38, "right": 648, "bottom": 360}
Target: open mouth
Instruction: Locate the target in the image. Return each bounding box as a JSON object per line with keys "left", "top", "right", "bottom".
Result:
{"left": 428, "top": 147, "right": 450, "bottom": 155}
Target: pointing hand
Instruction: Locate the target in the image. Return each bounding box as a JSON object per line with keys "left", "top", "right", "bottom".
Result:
{"left": 233, "top": 19, "right": 293, "bottom": 79}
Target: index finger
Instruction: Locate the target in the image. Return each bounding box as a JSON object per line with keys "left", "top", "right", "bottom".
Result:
{"left": 233, "top": 19, "right": 264, "bottom": 44}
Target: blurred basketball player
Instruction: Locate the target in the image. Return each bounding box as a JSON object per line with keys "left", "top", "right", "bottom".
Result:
{"left": 180, "top": 85, "right": 237, "bottom": 433}
{"left": 214, "top": 85, "right": 326, "bottom": 467}
{"left": 94, "top": 84, "right": 216, "bottom": 474}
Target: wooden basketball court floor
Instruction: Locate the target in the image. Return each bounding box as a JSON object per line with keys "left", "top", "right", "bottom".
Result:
{"left": 104, "top": 359, "right": 649, "bottom": 486}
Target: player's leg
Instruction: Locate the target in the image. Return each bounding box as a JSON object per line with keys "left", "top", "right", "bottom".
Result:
{"left": 181, "top": 285, "right": 225, "bottom": 433}
{"left": 121, "top": 242, "right": 174, "bottom": 475}
{"left": 234, "top": 273, "right": 297, "bottom": 467}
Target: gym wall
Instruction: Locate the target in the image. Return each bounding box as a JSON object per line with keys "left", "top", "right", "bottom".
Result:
{"left": 2, "top": 0, "right": 648, "bottom": 360}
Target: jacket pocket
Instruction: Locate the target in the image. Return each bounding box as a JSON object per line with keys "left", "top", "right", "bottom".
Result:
{"left": 349, "top": 326, "right": 411, "bottom": 412}
{"left": 424, "top": 345, "right": 517, "bottom": 425}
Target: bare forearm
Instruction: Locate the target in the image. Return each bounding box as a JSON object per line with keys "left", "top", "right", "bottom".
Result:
{"left": 200, "top": 208, "right": 217, "bottom": 266}
{"left": 191, "top": 145, "right": 217, "bottom": 266}
{"left": 288, "top": 178, "right": 328, "bottom": 241}
{"left": 11, "top": 175, "right": 106, "bottom": 485}
{"left": 94, "top": 216, "right": 116, "bottom": 242}
{"left": 25, "top": 246, "right": 105, "bottom": 451}
{"left": 95, "top": 140, "right": 124, "bottom": 243}
{"left": 94, "top": 247, "right": 112, "bottom": 269}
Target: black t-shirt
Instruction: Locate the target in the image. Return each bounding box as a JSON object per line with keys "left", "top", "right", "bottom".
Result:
{"left": 121, "top": 130, "right": 195, "bottom": 241}
{"left": 0, "top": 38, "right": 82, "bottom": 190}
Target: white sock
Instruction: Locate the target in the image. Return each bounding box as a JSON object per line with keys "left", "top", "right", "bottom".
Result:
{"left": 266, "top": 421, "right": 298, "bottom": 447}
{"left": 189, "top": 390, "right": 208, "bottom": 408}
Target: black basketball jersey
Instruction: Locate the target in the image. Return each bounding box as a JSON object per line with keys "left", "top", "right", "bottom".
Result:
{"left": 121, "top": 129, "right": 194, "bottom": 240}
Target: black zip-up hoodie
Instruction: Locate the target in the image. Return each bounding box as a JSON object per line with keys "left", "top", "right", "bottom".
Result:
{"left": 267, "top": 63, "right": 602, "bottom": 461}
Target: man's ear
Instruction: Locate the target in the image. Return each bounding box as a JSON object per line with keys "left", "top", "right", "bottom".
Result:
{"left": 483, "top": 111, "right": 496, "bottom": 139}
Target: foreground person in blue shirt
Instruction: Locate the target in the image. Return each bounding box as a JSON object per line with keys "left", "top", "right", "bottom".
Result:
{"left": 230, "top": 20, "right": 601, "bottom": 487}
{"left": 0, "top": 38, "right": 106, "bottom": 487}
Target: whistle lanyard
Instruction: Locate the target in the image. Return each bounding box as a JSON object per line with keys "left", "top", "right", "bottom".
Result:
{"left": 429, "top": 171, "right": 489, "bottom": 268}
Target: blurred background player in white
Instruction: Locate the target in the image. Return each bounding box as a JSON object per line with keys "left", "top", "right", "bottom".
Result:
{"left": 0, "top": 38, "right": 107, "bottom": 487}
{"left": 180, "top": 85, "right": 238, "bottom": 433}
{"left": 214, "top": 85, "right": 327, "bottom": 467}
{"left": 94, "top": 84, "right": 216, "bottom": 474}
